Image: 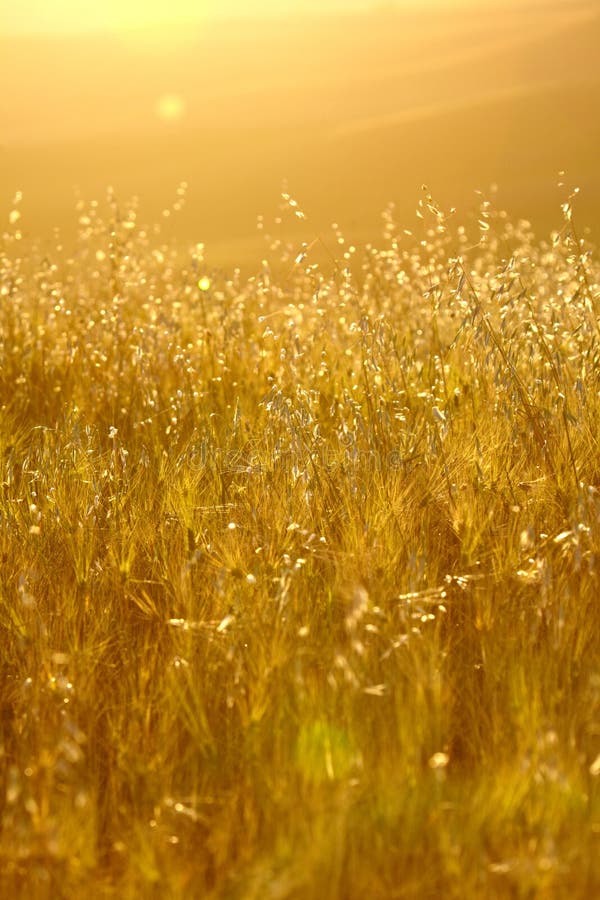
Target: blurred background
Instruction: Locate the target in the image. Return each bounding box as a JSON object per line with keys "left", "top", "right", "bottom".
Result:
{"left": 2, "top": 0, "right": 599, "bottom": 264}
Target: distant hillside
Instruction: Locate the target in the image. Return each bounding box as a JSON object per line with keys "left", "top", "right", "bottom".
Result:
{"left": 1, "top": 2, "right": 598, "bottom": 262}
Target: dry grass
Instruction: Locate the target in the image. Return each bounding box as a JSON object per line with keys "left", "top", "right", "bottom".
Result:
{"left": 0, "top": 186, "right": 599, "bottom": 898}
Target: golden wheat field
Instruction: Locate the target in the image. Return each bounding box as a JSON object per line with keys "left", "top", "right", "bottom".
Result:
{"left": 2, "top": 1, "right": 600, "bottom": 898}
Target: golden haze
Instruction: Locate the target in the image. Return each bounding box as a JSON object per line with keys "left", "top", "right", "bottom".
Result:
{"left": 1, "top": 0, "right": 599, "bottom": 263}
{"left": 1, "top": 2, "right": 600, "bottom": 896}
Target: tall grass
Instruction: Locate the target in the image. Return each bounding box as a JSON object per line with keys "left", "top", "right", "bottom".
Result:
{"left": 1, "top": 185, "right": 599, "bottom": 898}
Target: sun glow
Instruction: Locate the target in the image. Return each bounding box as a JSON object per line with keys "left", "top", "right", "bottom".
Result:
{"left": 1, "top": 0, "right": 565, "bottom": 36}
{"left": 155, "top": 94, "right": 187, "bottom": 123}
{"left": 0, "top": 0, "right": 223, "bottom": 35}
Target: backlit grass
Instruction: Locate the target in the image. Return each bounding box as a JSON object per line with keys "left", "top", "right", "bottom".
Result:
{"left": 1, "top": 187, "right": 599, "bottom": 898}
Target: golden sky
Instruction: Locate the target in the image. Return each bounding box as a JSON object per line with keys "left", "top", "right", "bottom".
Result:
{"left": 2, "top": 0, "right": 593, "bottom": 263}
{"left": 4, "top": 1, "right": 355, "bottom": 33}
{"left": 1, "top": 0, "right": 559, "bottom": 34}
